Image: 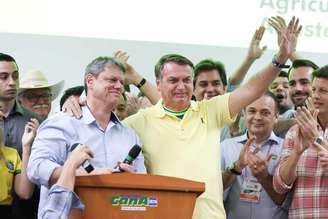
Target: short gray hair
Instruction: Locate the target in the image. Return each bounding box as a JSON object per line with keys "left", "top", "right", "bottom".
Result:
{"left": 85, "top": 56, "right": 125, "bottom": 77}
{"left": 84, "top": 56, "right": 125, "bottom": 93}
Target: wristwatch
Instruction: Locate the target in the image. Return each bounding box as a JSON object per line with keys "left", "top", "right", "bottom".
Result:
{"left": 314, "top": 136, "right": 324, "bottom": 145}
{"left": 136, "top": 78, "right": 146, "bottom": 89}
{"left": 227, "top": 162, "right": 242, "bottom": 175}
{"left": 272, "top": 55, "right": 290, "bottom": 69}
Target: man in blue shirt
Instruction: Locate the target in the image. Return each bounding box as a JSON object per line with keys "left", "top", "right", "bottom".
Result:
{"left": 27, "top": 56, "right": 146, "bottom": 217}
{"left": 221, "top": 92, "right": 289, "bottom": 219}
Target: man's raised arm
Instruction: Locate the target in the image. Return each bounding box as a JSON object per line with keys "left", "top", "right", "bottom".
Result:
{"left": 229, "top": 17, "right": 301, "bottom": 117}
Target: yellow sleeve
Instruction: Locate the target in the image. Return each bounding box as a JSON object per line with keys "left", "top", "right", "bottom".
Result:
{"left": 14, "top": 150, "right": 22, "bottom": 175}
{"left": 123, "top": 110, "right": 146, "bottom": 137}
{"left": 207, "top": 93, "right": 237, "bottom": 128}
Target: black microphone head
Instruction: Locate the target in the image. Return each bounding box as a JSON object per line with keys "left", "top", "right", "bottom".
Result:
{"left": 128, "top": 144, "right": 142, "bottom": 158}
{"left": 123, "top": 144, "right": 142, "bottom": 164}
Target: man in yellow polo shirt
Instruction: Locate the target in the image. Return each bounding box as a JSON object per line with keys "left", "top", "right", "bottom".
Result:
{"left": 123, "top": 18, "right": 300, "bottom": 219}
{"left": 62, "top": 18, "right": 300, "bottom": 219}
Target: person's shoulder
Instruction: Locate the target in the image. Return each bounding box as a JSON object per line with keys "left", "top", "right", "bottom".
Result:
{"left": 221, "top": 136, "right": 244, "bottom": 161}
{"left": 2, "top": 146, "right": 19, "bottom": 157}
{"left": 119, "top": 122, "right": 140, "bottom": 136}
{"left": 39, "top": 111, "right": 81, "bottom": 130}
{"left": 47, "top": 111, "right": 76, "bottom": 120}
{"left": 124, "top": 105, "right": 157, "bottom": 122}
{"left": 137, "top": 104, "right": 157, "bottom": 115}
{"left": 222, "top": 134, "right": 243, "bottom": 144}
{"left": 284, "top": 124, "right": 299, "bottom": 139}
{"left": 221, "top": 134, "right": 244, "bottom": 149}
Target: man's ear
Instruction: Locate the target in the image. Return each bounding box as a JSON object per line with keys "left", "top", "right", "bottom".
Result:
{"left": 156, "top": 79, "right": 161, "bottom": 93}
{"left": 85, "top": 74, "right": 94, "bottom": 90}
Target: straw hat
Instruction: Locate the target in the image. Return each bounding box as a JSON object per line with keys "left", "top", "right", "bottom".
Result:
{"left": 18, "top": 70, "right": 64, "bottom": 100}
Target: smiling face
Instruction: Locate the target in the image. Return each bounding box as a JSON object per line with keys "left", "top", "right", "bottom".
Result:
{"left": 245, "top": 95, "right": 278, "bottom": 139}
{"left": 86, "top": 65, "right": 124, "bottom": 109}
{"left": 0, "top": 61, "right": 19, "bottom": 102}
{"left": 193, "top": 70, "right": 226, "bottom": 100}
{"left": 289, "top": 66, "right": 313, "bottom": 107}
{"left": 312, "top": 77, "right": 328, "bottom": 117}
{"left": 157, "top": 62, "right": 193, "bottom": 111}
{"left": 19, "top": 88, "right": 52, "bottom": 119}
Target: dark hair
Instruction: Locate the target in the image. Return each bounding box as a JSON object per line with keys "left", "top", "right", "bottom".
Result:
{"left": 278, "top": 70, "right": 288, "bottom": 78}
{"left": 312, "top": 65, "right": 328, "bottom": 80}
{"left": 0, "top": 53, "right": 18, "bottom": 70}
{"left": 288, "top": 59, "right": 319, "bottom": 79}
{"left": 193, "top": 59, "right": 227, "bottom": 86}
{"left": 246, "top": 91, "right": 279, "bottom": 114}
{"left": 60, "top": 85, "right": 84, "bottom": 110}
{"left": 0, "top": 53, "right": 16, "bottom": 62}
{"left": 154, "top": 54, "right": 194, "bottom": 80}
{"left": 264, "top": 91, "right": 280, "bottom": 114}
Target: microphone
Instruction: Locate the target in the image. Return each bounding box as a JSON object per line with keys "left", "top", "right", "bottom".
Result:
{"left": 70, "top": 143, "right": 94, "bottom": 173}
{"left": 119, "top": 144, "right": 142, "bottom": 171}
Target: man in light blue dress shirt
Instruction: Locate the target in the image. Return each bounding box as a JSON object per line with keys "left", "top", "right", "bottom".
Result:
{"left": 27, "top": 56, "right": 146, "bottom": 217}
{"left": 221, "top": 92, "right": 290, "bottom": 219}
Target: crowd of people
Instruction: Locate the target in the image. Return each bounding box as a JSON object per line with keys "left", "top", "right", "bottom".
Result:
{"left": 0, "top": 16, "right": 328, "bottom": 219}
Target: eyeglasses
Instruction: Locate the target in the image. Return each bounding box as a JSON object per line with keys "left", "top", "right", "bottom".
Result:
{"left": 22, "top": 93, "right": 52, "bottom": 103}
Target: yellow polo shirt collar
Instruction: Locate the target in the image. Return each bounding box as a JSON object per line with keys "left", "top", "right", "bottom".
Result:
{"left": 153, "top": 99, "right": 199, "bottom": 118}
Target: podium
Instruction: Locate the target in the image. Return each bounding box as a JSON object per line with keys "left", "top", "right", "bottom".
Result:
{"left": 74, "top": 173, "right": 205, "bottom": 219}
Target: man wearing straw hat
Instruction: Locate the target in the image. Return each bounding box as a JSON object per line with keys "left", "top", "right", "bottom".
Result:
{"left": 18, "top": 70, "right": 64, "bottom": 119}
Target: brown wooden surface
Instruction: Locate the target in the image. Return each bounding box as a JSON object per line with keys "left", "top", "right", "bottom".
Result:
{"left": 76, "top": 173, "right": 205, "bottom": 194}
{"left": 74, "top": 173, "right": 205, "bottom": 219}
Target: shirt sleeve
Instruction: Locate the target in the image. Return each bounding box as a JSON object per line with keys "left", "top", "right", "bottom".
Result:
{"left": 220, "top": 139, "right": 235, "bottom": 200}
{"left": 220, "top": 138, "right": 238, "bottom": 173}
{"left": 14, "top": 149, "right": 22, "bottom": 175}
{"left": 207, "top": 93, "right": 237, "bottom": 128}
{"left": 27, "top": 116, "right": 73, "bottom": 186}
{"left": 220, "top": 140, "right": 228, "bottom": 171}
{"left": 273, "top": 125, "right": 298, "bottom": 194}
{"left": 39, "top": 184, "right": 84, "bottom": 219}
